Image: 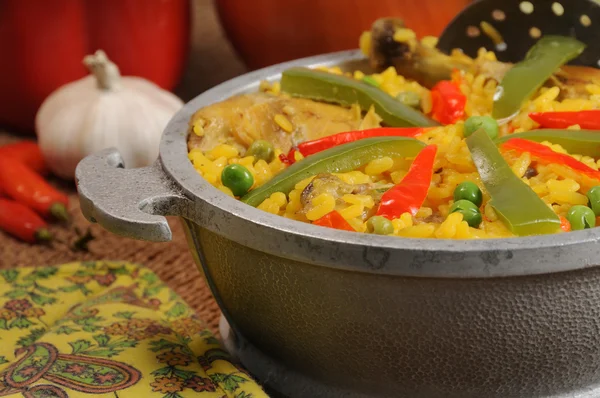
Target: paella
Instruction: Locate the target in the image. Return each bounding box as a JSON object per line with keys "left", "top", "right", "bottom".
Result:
{"left": 186, "top": 18, "right": 600, "bottom": 239}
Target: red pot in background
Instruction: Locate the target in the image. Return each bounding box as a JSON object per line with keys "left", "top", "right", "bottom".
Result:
{"left": 216, "top": 0, "right": 471, "bottom": 70}
{"left": 0, "top": 0, "right": 190, "bottom": 133}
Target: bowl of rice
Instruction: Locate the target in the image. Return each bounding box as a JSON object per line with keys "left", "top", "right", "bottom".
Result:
{"left": 76, "top": 20, "right": 600, "bottom": 398}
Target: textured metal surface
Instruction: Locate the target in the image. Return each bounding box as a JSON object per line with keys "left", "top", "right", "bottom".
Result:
{"left": 193, "top": 224, "right": 600, "bottom": 398}
{"left": 220, "top": 317, "right": 600, "bottom": 398}
{"left": 438, "top": 0, "right": 600, "bottom": 66}
{"left": 76, "top": 148, "right": 189, "bottom": 242}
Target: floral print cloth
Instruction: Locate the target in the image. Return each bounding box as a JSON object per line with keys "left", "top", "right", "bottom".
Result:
{"left": 0, "top": 261, "right": 268, "bottom": 398}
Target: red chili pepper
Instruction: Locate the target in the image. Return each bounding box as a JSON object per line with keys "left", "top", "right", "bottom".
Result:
{"left": 286, "top": 149, "right": 299, "bottom": 164}
{"left": 560, "top": 216, "right": 571, "bottom": 232}
{"left": 501, "top": 138, "right": 600, "bottom": 180}
{"left": 429, "top": 80, "right": 466, "bottom": 125}
{"left": 279, "top": 153, "right": 292, "bottom": 165}
{"left": 376, "top": 145, "right": 438, "bottom": 219}
{"left": 0, "top": 157, "right": 69, "bottom": 221}
{"left": 289, "top": 127, "right": 426, "bottom": 161}
{"left": 529, "top": 110, "right": 600, "bottom": 130}
{"left": 0, "top": 141, "right": 48, "bottom": 175}
{"left": 312, "top": 211, "right": 356, "bottom": 231}
{"left": 0, "top": 198, "right": 52, "bottom": 243}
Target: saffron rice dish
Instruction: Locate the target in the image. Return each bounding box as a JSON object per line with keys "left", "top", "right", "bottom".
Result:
{"left": 186, "top": 19, "right": 600, "bottom": 240}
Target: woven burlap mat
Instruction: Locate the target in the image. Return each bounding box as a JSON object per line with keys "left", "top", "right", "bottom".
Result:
{"left": 0, "top": 0, "right": 248, "bottom": 335}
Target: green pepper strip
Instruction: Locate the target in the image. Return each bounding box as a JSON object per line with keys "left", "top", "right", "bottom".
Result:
{"left": 280, "top": 67, "right": 439, "bottom": 128}
{"left": 492, "top": 36, "right": 585, "bottom": 120}
{"left": 466, "top": 128, "right": 560, "bottom": 236}
{"left": 241, "top": 137, "right": 426, "bottom": 207}
{"left": 495, "top": 129, "right": 600, "bottom": 158}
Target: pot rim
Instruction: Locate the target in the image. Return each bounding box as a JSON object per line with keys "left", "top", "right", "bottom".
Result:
{"left": 159, "top": 49, "right": 600, "bottom": 277}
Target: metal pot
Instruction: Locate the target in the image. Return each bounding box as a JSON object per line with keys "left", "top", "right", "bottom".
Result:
{"left": 76, "top": 50, "right": 600, "bottom": 398}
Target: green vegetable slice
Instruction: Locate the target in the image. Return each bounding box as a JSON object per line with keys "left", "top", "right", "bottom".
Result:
{"left": 587, "top": 186, "right": 600, "bottom": 216}
{"left": 492, "top": 36, "right": 585, "bottom": 120}
{"left": 241, "top": 137, "right": 426, "bottom": 207}
{"left": 280, "top": 67, "right": 438, "bottom": 127}
{"left": 466, "top": 128, "right": 561, "bottom": 236}
{"left": 395, "top": 91, "right": 421, "bottom": 108}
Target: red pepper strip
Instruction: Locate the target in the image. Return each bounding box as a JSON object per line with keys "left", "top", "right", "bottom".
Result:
{"left": 429, "top": 80, "right": 466, "bottom": 125}
{"left": 313, "top": 211, "right": 356, "bottom": 231}
{"left": 501, "top": 138, "right": 600, "bottom": 181}
{"left": 529, "top": 110, "right": 600, "bottom": 130}
{"left": 279, "top": 153, "right": 292, "bottom": 165}
{"left": 0, "top": 141, "right": 48, "bottom": 175}
{"left": 0, "top": 198, "right": 52, "bottom": 243}
{"left": 288, "top": 127, "right": 426, "bottom": 162}
{"left": 376, "top": 145, "right": 438, "bottom": 219}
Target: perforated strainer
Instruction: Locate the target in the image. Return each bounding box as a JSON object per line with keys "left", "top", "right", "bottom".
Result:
{"left": 437, "top": 0, "right": 600, "bottom": 67}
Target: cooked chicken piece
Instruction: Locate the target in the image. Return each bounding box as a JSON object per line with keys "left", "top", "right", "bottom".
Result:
{"left": 299, "top": 173, "right": 393, "bottom": 217}
{"left": 300, "top": 174, "right": 359, "bottom": 209}
{"left": 188, "top": 93, "right": 369, "bottom": 154}
{"left": 368, "top": 18, "right": 600, "bottom": 99}
{"left": 555, "top": 65, "right": 600, "bottom": 99}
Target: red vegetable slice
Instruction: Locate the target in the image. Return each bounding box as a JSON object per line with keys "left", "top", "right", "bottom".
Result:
{"left": 529, "top": 110, "right": 600, "bottom": 130}
{"left": 279, "top": 153, "right": 293, "bottom": 165}
{"left": 313, "top": 211, "right": 356, "bottom": 231}
{"left": 376, "top": 145, "right": 438, "bottom": 219}
{"left": 291, "top": 127, "right": 426, "bottom": 161}
{"left": 429, "top": 80, "right": 466, "bottom": 125}
{"left": 501, "top": 138, "right": 600, "bottom": 181}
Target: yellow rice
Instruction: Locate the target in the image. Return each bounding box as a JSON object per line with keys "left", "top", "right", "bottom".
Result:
{"left": 188, "top": 42, "right": 600, "bottom": 240}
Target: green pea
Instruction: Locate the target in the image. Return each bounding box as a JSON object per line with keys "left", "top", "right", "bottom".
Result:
{"left": 246, "top": 140, "right": 275, "bottom": 163}
{"left": 362, "top": 76, "right": 380, "bottom": 87}
{"left": 395, "top": 91, "right": 421, "bottom": 108}
{"left": 464, "top": 116, "right": 499, "bottom": 139}
{"left": 453, "top": 181, "right": 483, "bottom": 207}
{"left": 587, "top": 186, "right": 600, "bottom": 216}
{"left": 221, "top": 164, "right": 254, "bottom": 197}
{"left": 367, "top": 216, "right": 394, "bottom": 235}
{"left": 449, "top": 199, "right": 482, "bottom": 227}
{"left": 566, "top": 205, "right": 596, "bottom": 230}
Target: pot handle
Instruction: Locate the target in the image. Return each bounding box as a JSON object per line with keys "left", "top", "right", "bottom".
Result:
{"left": 75, "top": 148, "right": 189, "bottom": 242}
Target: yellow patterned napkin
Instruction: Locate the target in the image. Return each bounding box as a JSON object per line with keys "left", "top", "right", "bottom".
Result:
{"left": 0, "top": 261, "right": 268, "bottom": 398}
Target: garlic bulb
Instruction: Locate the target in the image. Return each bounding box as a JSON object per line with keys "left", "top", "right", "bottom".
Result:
{"left": 35, "top": 50, "right": 184, "bottom": 179}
